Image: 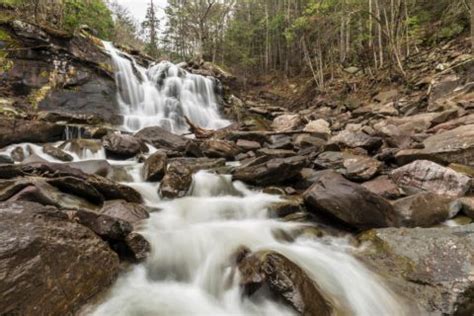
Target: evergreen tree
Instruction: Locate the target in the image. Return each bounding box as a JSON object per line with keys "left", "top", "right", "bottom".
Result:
{"left": 141, "top": 0, "right": 161, "bottom": 58}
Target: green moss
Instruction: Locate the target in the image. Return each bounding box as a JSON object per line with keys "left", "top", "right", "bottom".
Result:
{"left": 27, "top": 85, "right": 52, "bottom": 109}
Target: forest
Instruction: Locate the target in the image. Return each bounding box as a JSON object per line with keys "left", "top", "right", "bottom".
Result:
{"left": 2, "top": 0, "right": 473, "bottom": 84}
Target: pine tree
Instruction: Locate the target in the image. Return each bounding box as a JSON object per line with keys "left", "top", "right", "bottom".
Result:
{"left": 142, "top": 0, "right": 160, "bottom": 58}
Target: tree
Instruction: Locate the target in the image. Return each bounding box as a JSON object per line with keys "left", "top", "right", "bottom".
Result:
{"left": 109, "top": 0, "right": 143, "bottom": 50}
{"left": 141, "top": 0, "right": 161, "bottom": 57}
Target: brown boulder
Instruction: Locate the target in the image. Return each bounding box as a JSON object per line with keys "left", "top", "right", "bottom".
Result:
{"left": 0, "top": 118, "right": 65, "bottom": 148}
{"left": 43, "top": 144, "right": 74, "bottom": 162}
{"left": 329, "top": 130, "right": 382, "bottom": 152}
{"left": 135, "top": 126, "right": 189, "bottom": 151}
{"left": 390, "top": 160, "right": 471, "bottom": 197}
{"left": 103, "top": 133, "right": 147, "bottom": 158}
{"left": 237, "top": 250, "right": 332, "bottom": 316}
{"left": 159, "top": 160, "right": 193, "bottom": 199}
{"left": 0, "top": 201, "right": 119, "bottom": 315}
{"left": 143, "top": 151, "right": 167, "bottom": 181}
{"left": 303, "top": 171, "right": 396, "bottom": 229}
{"left": 392, "top": 192, "right": 461, "bottom": 227}
{"left": 233, "top": 156, "right": 307, "bottom": 186}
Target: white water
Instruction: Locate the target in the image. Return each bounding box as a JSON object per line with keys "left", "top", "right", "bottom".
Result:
{"left": 89, "top": 171, "right": 407, "bottom": 316}
{"left": 103, "top": 42, "right": 230, "bottom": 134}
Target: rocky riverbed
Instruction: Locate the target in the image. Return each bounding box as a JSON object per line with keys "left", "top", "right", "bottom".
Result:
{"left": 0, "top": 19, "right": 473, "bottom": 315}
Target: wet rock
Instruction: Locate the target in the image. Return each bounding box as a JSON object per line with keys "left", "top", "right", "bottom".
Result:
{"left": 143, "top": 151, "right": 167, "bottom": 181}
{"left": 328, "top": 130, "right": 382, "bottom": 153}
{"left": 200, "top": 139, "right": 241, "bottom": 160}
{"left": 236, "top": 139, "right": 261, "bottom": 151}
{"left": 303, "top": 171, "right": 396, "bottom": 229}
{"left": 135, "top": 126, "right": 189, "bottom": 151}
{"left": 395, "top": 125, "right": 474, "bottom": 165}
{"left": 225, "top": 131, "right": 270, "bottom": 145}
{"left": 390, "top": 160, "right": 471, "bottom": 197}
{"left": 0, "top": 201, "right": 119, "bottom": 315}
{"left": 103, "top": 133, "right": 147, "bottom": 159}
{"left": 358, "top": 224, "right": 474, "bottom": 315}
{"left": 392, "top": 192, "right": 461, "bottom": 227}
{"left": 43, "top": 144, "right": 74, "bottom": 162}
{"left": 159, "top": 160, "right": 193, "bottom": 199}
{"left": 272, "top": 114, "right": 302, "bottom": 132}
{"left": 269, "top": 135, "right": 294, "bottom": 150}
{"left": 233, "top": 156, "right": 307, "bottom": 186}
{"left": 303, "top": 119, "right": 331, "bottom": 140}
{"left": 269, "top": 196, "right": 305, "bottom": 218}
{"left": 11, "top": 146, "right": 25, "bottom": 162}
{"left": 0, "top": 118, "right": 65, "bottom": 148}
{"left": 124, "top": 232, "right": 151, "bottom": 262}
{"left": 237, "top": 250, "right": 332, "bottom": 316}
{"left": 70, "top": 209, "right": 133, "bottom": 241}
{"left": 0, "top": 162, "right": 142, "bottom": 203}
{"left": 362, "top": 176, "right": 403, "bottom": 199}
{"left": 1, "top": 177, "right": 101, "bottom": 211}
{"left": 100, "top": 200, "right": 149, "bottom": 224}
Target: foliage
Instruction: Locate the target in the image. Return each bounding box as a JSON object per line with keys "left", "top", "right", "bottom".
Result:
{"left": 63, "top": 0, "right": 114, "bottom": 38}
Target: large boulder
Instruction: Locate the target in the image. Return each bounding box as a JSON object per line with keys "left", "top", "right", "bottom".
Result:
{"left": 391, "top": 192, "right": 461, "bottom": 227}
{"left": 0, "top": 162, "right": 142, "bottom": 203}
{"left": 395, "top": 125, "right": 474, "bottom": 165}
{"left": 0, "top": 201, "right": 119, "bottom": 315}
{"left": 102, "top": 133, "right": 146, "bottom": 159}
{"left": 233, "top": 156, "right": 307, "bottom": 186}
{"left": 303, "top": 171, "right": 396, "bottom": 229}
{"left": 390, "top": 160, "right": 471, "bottom": 197}
{"left": 362, "top": 176, "right": 403, "bottom": 199}
{"left": 0, "top": 177, "right": 102, "bottom": 211}
{"left": 135, "top": 126, "right": 189, "bottom": 151}
{"left": 237, "top": 249, "right": 332, "bottom": 316}
{"left": 0, "top": 118, "right": 65, "bottom": 148}
{"left": 143, "top": 151, "right": 167, "bottom": 181}
{"left": 358, "top": 224, "right": 474, "bottom": 315}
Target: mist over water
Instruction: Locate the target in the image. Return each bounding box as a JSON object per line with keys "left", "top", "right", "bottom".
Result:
{"left": 103, "top": 42, "right": 230, "bottom": 134}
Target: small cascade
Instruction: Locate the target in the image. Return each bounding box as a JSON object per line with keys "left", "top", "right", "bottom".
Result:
{"left": 103, "top": 42, "right": 230, "bottom": 134}
{"left": 90, "top": 171, "right": 408, "bottom": 316}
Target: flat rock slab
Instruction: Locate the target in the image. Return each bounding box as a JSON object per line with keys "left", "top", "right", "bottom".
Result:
{"left": 358, "top": 224, "right": 474, "bottom": 315}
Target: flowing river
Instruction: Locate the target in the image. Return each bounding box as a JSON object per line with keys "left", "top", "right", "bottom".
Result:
{"left": 0, "top": 43, "right": 411, "bottom": 315}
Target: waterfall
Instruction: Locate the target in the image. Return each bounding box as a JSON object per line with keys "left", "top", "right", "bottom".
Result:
{"left": 103, "top": 42, "right": 230, "bottom": 134}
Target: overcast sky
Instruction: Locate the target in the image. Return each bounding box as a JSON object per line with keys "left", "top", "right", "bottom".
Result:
{"left": 115, "top": 0, "right": 168, "bottom": 23}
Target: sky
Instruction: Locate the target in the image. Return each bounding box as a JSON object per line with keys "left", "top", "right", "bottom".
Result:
{"left": 115, "top": 0, "right": 168, "bottom": 23}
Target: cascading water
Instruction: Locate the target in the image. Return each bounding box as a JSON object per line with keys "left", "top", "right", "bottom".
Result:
{"left": 103, "top": 42, "right": 230, "bottom": 134}
{"left": 89, "top": 171, "right": 408, "bottom": 316}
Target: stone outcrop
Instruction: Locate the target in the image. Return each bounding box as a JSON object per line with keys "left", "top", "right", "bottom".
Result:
{"left": 0, "top": 201, "right": 119, "bottom": 316}
{"left": 303, "top": 171, "right": 396, "bottom": 229}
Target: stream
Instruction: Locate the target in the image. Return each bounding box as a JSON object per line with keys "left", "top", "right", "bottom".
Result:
{"left": 0, "top": 43, "right": 411, "bottom": 316}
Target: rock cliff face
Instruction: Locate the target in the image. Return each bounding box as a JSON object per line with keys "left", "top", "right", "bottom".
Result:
{"left": 1, "top": 20, "right": 120, "bottom": 123}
